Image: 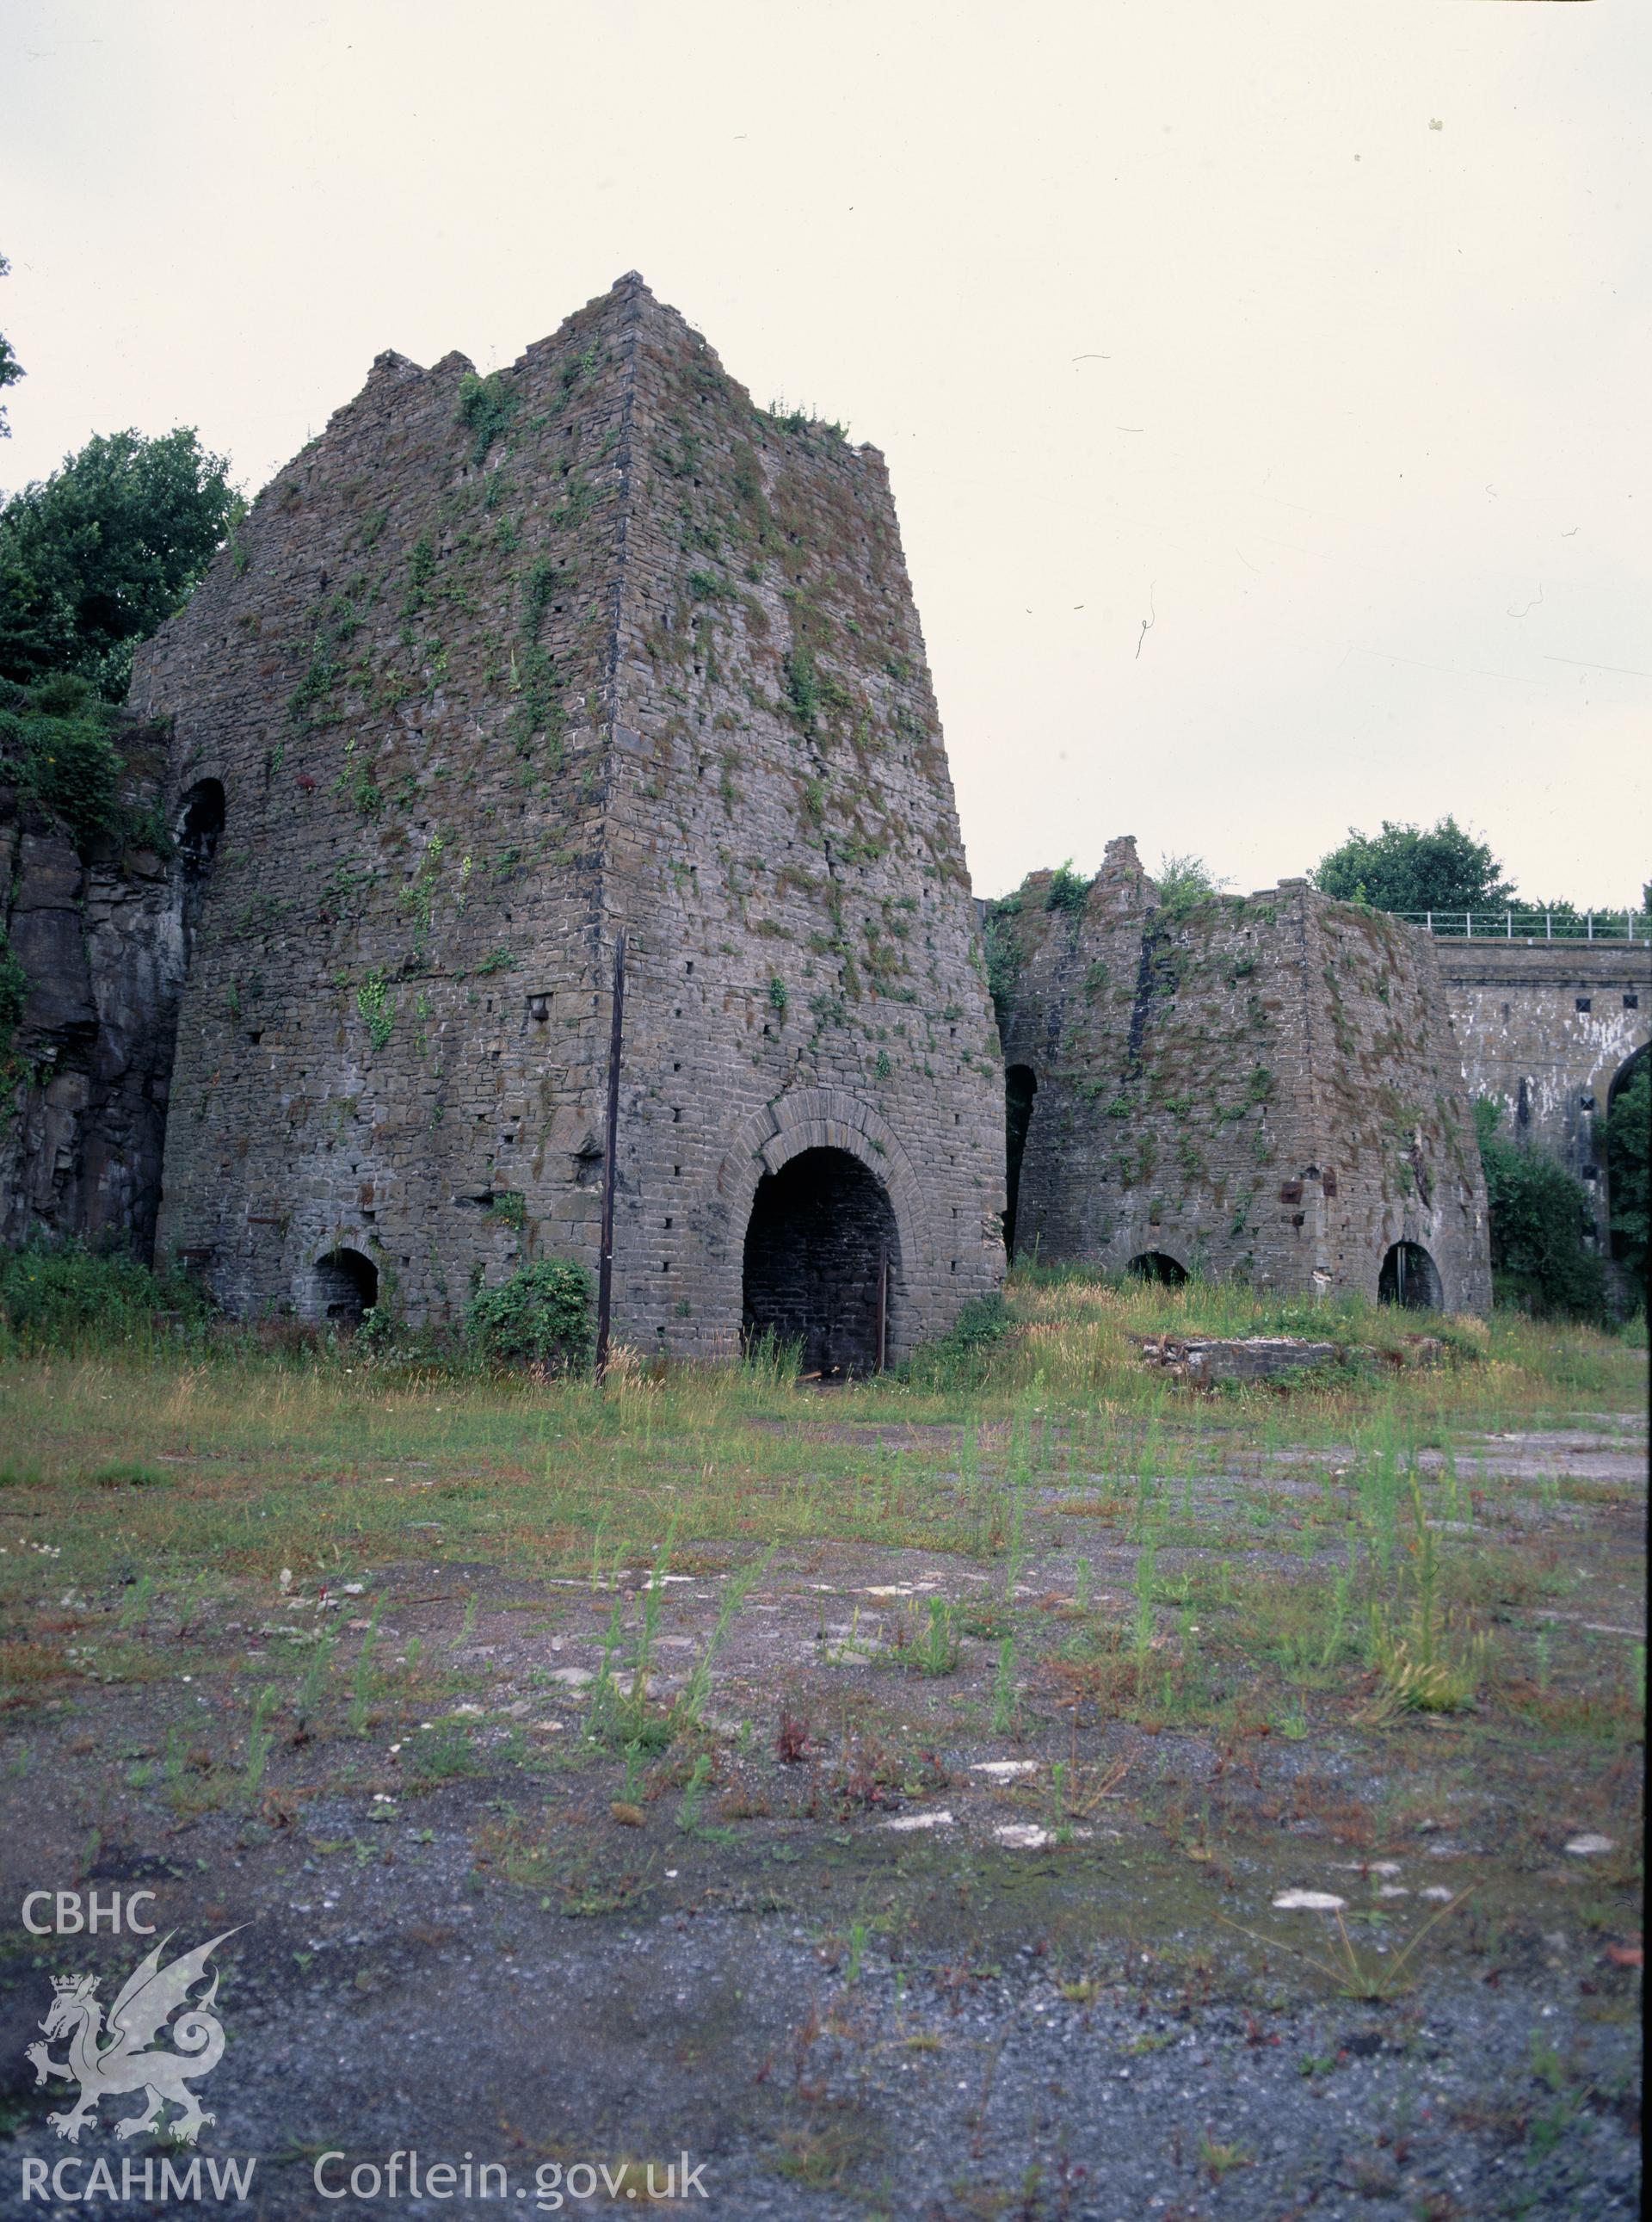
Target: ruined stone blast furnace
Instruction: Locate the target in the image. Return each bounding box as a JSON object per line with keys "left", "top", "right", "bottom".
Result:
{"left": 130, "top": 275, "right": 1007, "bottom": 1366}
{"left": 990, "top": 839, "right": 1493, "bottom": 1312}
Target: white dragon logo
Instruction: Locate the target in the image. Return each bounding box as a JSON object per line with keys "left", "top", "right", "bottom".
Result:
{"left": 26, "top": 1929, "right": 239, "bottom": 2146}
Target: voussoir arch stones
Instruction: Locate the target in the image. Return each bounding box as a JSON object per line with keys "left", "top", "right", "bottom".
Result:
{"left": 708, "top": 1087, "right": 928, "bottom": 1271}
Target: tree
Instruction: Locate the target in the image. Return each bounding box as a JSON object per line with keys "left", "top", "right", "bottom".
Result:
{"left": 1474, "top": 1099, "right": 1606, "bottom": 1322}
{"left": 1312, "top": 818, "right": 1515, "bottom": 915}
{"left": 0, "top": 252, "right": 22, "bottom": 440}
{"left": 1606, "top": 1054, "right": 1649, "bottom": 1292}
{"left": 0, "top": 427, "right": 236, "bottom": 699}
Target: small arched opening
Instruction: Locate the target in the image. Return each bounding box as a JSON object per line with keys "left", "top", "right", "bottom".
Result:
{"left": 1605, "top": 1043, "right": 1648, "bottom": 1280}
{"left": 742, "top": 1147, "right": 898, "bottom": 1376}
{"left": 1128, "top": 1251, "right": 1188, "bottom": 1287}
{"left": 314, "top": 1247, "right": 379, "bottom": 1326}
{"left": 1378, "top": 1241, "right": 1443, "bottom": 1311}
{"left": 1003, "top": 1064, "right": 1039, "bottom": 1259}
{"left": 177, "top": 778, "right": 226, "bottom": 947}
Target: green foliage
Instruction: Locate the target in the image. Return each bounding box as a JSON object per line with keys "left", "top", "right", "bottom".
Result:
{"left": 763, "top": 399, "right": 848, "bottom": 442}
{"left": 457, "top": 371, "right": 518, "bottom": 466}
{"left": 348, "top": 765, "right": 383, "bottom": 817}
{"left": 0, "top": 926, "right": 27, "bottom": 1052}
{"left": 1044, "top": 861, "right": 1089, "bottom": 917}
{"left": 520, "top": 555, "right": 570, "bottom": 636}
{"left": 475, "top": 947, "right": 517, "bottom": 975}
{"left": 767, "top": 975, "right": 790, "bottom": 1022}
{"left": 484, "top": 1189, "right": 527, "bottom": 1231}
{"left": 1517, "top": 895, "right": 1650, "bottom": 931}
{"left": 402, "top": 535, "right": 435, "bottom": 618}
{"left": 1606, "top": 1055, "right": 1648, "bottom": 1286}
{"left": 982, "top": 898, "right": 1024, "bottom": 1021}
{"left": 948, "top": 1293, "right": 1011, "bottom": 1349}
{"left": 0, "top": 676, "right": 125, "bottom": 846}
{"left": 902, "top": 1292, "right": 1012, "bottom": 1388}
{"left": 0, "top": 252, "right": 22, "bottom": 440}
{"left": 465, "top": 1257, "right": 594, "bottom": 1374}
{"left": 287, "top": 595, "right": 363, "bottom": 729}
{"left": 1312, "top": 818, "right": 1514, "bottom": 915}
{"left": 0, "top": 427, "right": 236, "bottom": 698}
{"left": 0, "top": 1244, "right": 213, "bottom": 1353}
{"left": 1475, "top": 1098, "right": 1606, "bottom": 1322}
{"left": 782, "top": 647, "right": 821, "bottom": 729}
{"left": 1155, "top": 852, "right": 1230, "bottom": 916}
{"left": 355, "top": 971, "right": 395, "bottom": 1051}
{"left": 509, "top": 641, "right": 563, "bottom": 762}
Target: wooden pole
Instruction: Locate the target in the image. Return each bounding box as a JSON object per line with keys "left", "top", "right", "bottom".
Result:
{"left": 875, "top": 1246, "right": 887, "bottom": 1373}
{"left": 595, "top": 929, "right": 626, "bottom": 1383}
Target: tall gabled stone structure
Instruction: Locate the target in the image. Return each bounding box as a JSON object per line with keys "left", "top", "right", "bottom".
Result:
{"left": 990, "top": 839, "right": 1492, "bottom": 1312}
{"left": 131, "top": 275, "right": 1006, "bottom": 1362}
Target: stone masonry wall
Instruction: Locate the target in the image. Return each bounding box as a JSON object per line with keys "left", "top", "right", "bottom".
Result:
{"left": 595, "top": 283, "right": 1005, "bottom": 1358}
{"left": 992, "top": 839, "right": 1492, "bottom": 1312}
{"left": 129, "top": 275, "right": 1005, "bottom": 1355}
{"left": 1433, "top": 940, "right": 1649, "bottom": 1260}
{"left": 1, "top": 722, "right": 186, "bottom": 1258}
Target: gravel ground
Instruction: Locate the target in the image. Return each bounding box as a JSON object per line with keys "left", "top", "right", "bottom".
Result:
{"left": 1, "top": 1422, "right": 1641, "bottom": 2219}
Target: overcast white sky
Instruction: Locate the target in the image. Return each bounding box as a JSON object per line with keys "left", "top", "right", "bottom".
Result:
{"left": 3, "top": 0, "right": 1647, "bottom": 904}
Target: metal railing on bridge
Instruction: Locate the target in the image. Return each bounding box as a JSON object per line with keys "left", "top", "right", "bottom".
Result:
{"left": 1398, "top": 910, "right": 1650, "bottom": 943}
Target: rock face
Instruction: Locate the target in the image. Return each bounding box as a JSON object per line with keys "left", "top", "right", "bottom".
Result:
{"left": 0, "top": 723, "right": 187, "bottom": 1257}
{"left": 990, "top": 839, "right": 1493, "bottom": 1313}
{"left": 128, "top": 275, "right": 1006, "bottom": 1360}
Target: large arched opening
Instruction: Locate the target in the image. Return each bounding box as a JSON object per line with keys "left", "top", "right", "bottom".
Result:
{"left": 1003, "top": 1064, "right": 1039, "bottom": 1260}
{"left": 1127, "top": 1250, "right": 1188, "bottom": 1287}
{"left": 742, "top": 1147, "right": 898, "bottom": 1376}
{"left": 1605, "top": 1043, "right": 1648, "bottom": 1281}
{"left": 313, "top": 1247, "right": 379, "bottom": 1326}
{"left": 1378, "top": 1240, "right": 1442, "bottom": 1311}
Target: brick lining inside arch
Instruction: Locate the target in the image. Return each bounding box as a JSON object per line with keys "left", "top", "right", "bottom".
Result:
{"left": 742, "top": 1147, "right": 898, "bottom": 1374}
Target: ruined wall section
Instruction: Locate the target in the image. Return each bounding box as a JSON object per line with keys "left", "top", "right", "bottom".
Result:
{"left": 1298, "top": 894, "right": 1490, "bottom": 1310}
{"left": 130, "top": 291, "right": 644, "bottom": 1321}
{"left": 1, "top": 722, "right": 184, "bottom": 1257}
{"left": 593, "top": 284, "right": 1005, "bottom": 1358}
{"left": 993, "top": 841, "right": 1489, "bottom": 1310}
{"left": 1433, "top": 940, "right": 1649, "bottom": 1256}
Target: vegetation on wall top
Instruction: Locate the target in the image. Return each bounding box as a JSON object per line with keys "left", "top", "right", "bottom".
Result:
{"left": 0, "top": 674, "right": 132, "bottom": 849}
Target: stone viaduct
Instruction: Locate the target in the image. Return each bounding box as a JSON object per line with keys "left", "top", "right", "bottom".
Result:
{"left": 1433, "top": 938, "right": 1648, "bottom": 1272}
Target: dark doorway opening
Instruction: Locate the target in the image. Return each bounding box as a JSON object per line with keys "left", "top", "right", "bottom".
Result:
{"left": 315, "top": 1247, "right": 379, "bottom": 1325}
{"left": 1003, "top": 1065, "right": 1039, "bottom": 1260}
{"left": 177, "top": 779, "right": 225, "bottom": 947}
{"left": 1128, "top": 1251, "right": 1188, "bottom": 1287}
{"left": 742, "top": 1148, "right": 897, "bottom": 1376}
{"left": 1378, "top": 1241, "right": 1442, "bottom": 1311}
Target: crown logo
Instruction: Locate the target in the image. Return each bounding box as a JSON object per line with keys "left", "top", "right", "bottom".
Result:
{"left": 50, "top": 1974, "right": 97, "bottom": 1999}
